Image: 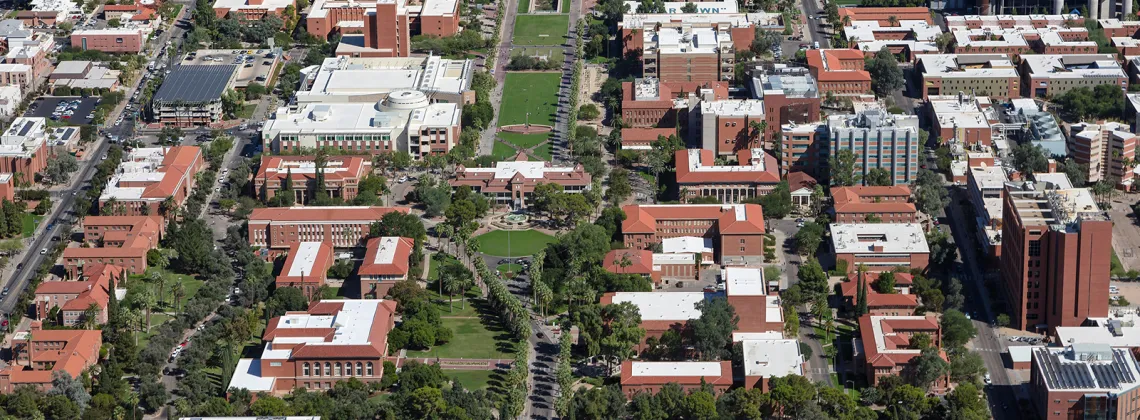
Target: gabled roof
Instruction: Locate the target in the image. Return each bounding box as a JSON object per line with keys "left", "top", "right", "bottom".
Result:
{"left": 787, "top": 171, "right": 817, "bottom": 193}
{"left": 831, "top": 186, "right": 917, "bottom": 214}
{"left": 674, "top": 149, "right": 780, "bottom": 185}
{"left": 249, "top": 206, "right": 411, "bottom": 223}
{"left": 358, "top": 236, "right": 414, "bottom": 276}
{"left": 603, "top": 249, "right": 654, "bottom": 275}
{"left": 840, "top": 280, "right": 919, "bottom": 309}
{"left": 621, "top": 204, "right": 765, "bottom": 235}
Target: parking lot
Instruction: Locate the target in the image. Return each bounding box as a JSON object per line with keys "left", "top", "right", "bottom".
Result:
{"left": 25, "top": 96, "right": 100, "bottom": 125}
{"left": 180, "top": 49, "right": 281, "bottom": 88}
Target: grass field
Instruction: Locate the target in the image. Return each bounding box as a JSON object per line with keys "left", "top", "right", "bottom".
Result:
{"left": 449, "top": 369, "right": 496, "bottom": 390}
{"left": 512, "top": 15, "right": 570, "bottom": 46}
{"left": 428, "top": 253, "right": 461, "bottom": 282}
{"left": 510, "top": 47, "right": 565, "bottom": 64}
{"left": 832, "top": 0, "right": 860, "bottom": 4}
{"left": 499, "top": 72, "right": 561, "bottom": 128}
{"left": 407, "top": 317, "right": 514, "bottom": 359}
{"left": 475, "top": 229, "right": 555, "bottom": 257}
{"left": 496, "top": 263, "right": 523, "bottom": 277}
{"left": 135, "top": 312, "right": 172, "bottom": 348}
{"left": 531, "top": 142, "right": 553, "bottom": 161}
{"left": 501, "top": 132, "right": 548, "bottom": 149}
{"left": 561, "top": 0, "right": 569, "bottom": 11}
{"left": 130, "top": 267, "right": 204, "bottom": 312}
{"left": 22, "top": 214, "right": 41, "bottom": 238}
{"left": 517, "top": 0, "right": 530, "bottom": 13}
{"left": 493, "top": 142, "right": 519, "bottom": 160}
{"left": 237, "top": 103, "right": 256, "bottom": 119}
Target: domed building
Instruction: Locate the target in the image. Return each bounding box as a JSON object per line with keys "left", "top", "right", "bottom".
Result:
{"left": 261, "top": 88, "right": 460, "bottom": 159}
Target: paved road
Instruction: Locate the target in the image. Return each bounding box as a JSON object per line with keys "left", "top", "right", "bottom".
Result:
{"left": 801, "top": 0, "right": 831, "bottom": 48}
{"left": 548, "top": 0, "right": 581, "bottom": 166}
{"left": 479, "top": 0, "right": 520, "bottom": 156}
{"left": 0, "top": 5, "right": 194, "bottom": 316}
{"left": 944, "top": 186, "right": 1020, "bottom": 420}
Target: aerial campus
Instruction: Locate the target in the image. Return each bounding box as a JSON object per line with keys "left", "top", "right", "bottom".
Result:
{"left": 4, "top": 0, "right": 1140, "bottom": 417}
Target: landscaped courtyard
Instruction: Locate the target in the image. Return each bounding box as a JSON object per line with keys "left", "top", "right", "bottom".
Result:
{"left": 512, "top": 15, "right": 570, "bottom": 46}
{"left": 474, "top": 229, "right": 555, "bottom": 257}
{"left": 406, "top": 310, "right": 515, "bottom": 360}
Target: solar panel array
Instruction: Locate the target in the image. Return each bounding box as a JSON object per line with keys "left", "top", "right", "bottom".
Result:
{"left": 1036, "top": 348, "right": 1139, "bottom": 391}
{"left": 153, "top": 65, "right": 237, "bottom": 105}
{"left": 16, "top": 120, "right": 33, "bottom": 136}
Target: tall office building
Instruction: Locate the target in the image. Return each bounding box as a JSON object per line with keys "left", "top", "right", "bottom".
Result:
{"left": 826, "top": 110, "right": 922, "bottom": 185}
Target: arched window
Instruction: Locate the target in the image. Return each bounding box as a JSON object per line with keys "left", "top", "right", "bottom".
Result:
{"left": 302, "top": 363, "right": 310, "bottom": 376}
{"left": 324, "top": 362, "right": 331, "bottom": 376}
{"left": 335, "top": 362, "right": 342, "bottom": 376}
{"left": 356, "top": 362, "right": 363, "bottom": 376}
{"left": 366, "top": 362, "right": 374, "bottom": 376}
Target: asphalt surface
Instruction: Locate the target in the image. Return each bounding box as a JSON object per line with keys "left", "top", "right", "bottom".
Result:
{"left": 25, "top": 97, "right": 99, "bottom": 125}
{"left": 801, "top": 0, "right": 831, "bottom": 48}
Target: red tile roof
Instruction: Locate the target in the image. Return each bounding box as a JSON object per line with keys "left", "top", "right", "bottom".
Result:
{"left": 276, "top": 242, "right": 334, "bottom": 286}
{"left": 622, "top": 204, "right": 766, "bottom": 235}
{"left": 358, "top": 237, "right": 413, "bottom": 276}
{"left": 139, "top": 146, "right": 204, "bottom": 200}
{"left": 603, "top": 249, "right": 654, "bottom": 275}
{"left": 840, "top": 281, "right": 919, "bottom": 309}
{"left": 674, "top": 149, "right": 780, "bottom": 185}
{"left": 260, "top": 299, "right": 397, "bottom": 360}
{"left": 249, "top": 206, "right": 410, "bottom": 223}
{"left": 254, "top": 155, "right": 372, "bottom": 184}
{"left": 787, "top": 171, "right": 818, "bottom": 192}
{"left": 831, "top": 186, "right": 917, "bottom": 215}
{"left": 5, "top": 328, "right": 102, "bottom": 387}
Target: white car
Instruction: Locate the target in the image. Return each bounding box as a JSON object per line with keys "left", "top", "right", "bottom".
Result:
{"left": 399, "top": 175, "right": 409, "bottom": 183}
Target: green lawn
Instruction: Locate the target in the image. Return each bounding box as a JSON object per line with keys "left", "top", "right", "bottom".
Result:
{"left": 129, "top": 266, "right": 205, "bottom": 312}
{"left": 832, "top": 0, "right": 860, "bottom": 4}
{"left": 428, "top": 253, "right": 461, "bottom": 282}
{"left": 561, "top": 0, "right": 569, "bottom": 11}
{"left": 497, "top": 263, "right": 523, "bottom": 277}
{"left": 407, "top": 317, "right": 513, "bottom": 359}
{"left": 493, "top": 141, "right": 519, "bottom": 160}
{"left": 21, "top": 214, "right": 42, "bottom": 238}
{"left": 236, "top": 103, "right": 256, "bottom": 119}
{"left": 501, "top": 132, "right": 548, "bottom": 150}
{"left": 531, "top": 142, "right": 553, "bottom": 161}
{"left": 449, "top": 369, "right": 496, "bottom": 390}
{"left": 512, "top": 15, "right": 570, "bottom": 46}
{"left": 474, "top": 229, "right": 555, "bottom": 257}
{"left": 499, "top": 72, "right": 562, "bottom": 128}
{"left": 517, "top": 0, "right": 530, "bottom": 13}
{"left": 135, "top": 312, "right": 172, "bottom": 348}
{"left": 511, "top": 46, "right": 565, "bottom": 63}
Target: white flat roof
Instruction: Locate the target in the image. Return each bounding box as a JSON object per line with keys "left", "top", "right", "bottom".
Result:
{"left": 732, "top": 331, "right": 785, "bottom": 341}
{"left": 919, "top": 54, "right": 1018, "bottom": 80}
{"left": 287, "top": 242, "right": 323, "bottom": 277}
{"left": 1022, "top": 54, "right": 1125, "bottom": 79}
{"left": 372, "top": 237, "right": 401, "bottom": 265}
{"left": 609, "top": 292, "right": 706, "bottom": 321}
{"left": 622, "top": 0, "right": 739, "bottom": 13}
{"left": 970, "top": 164, "right": 1008, "bottom": 190}
{"left": 1033, "top": 172, "right": 1073, "bottom": 189}
{"left": 461, "top": 160, "right": 579, "bottom": 179}
{"left": 929, "top": 95, "right": 996, "bottom": 130}
{"left": 1008, "top": 345, "right": 1041, "bottom": 363}
{"left": 701, "top": 99, "right": 765, "bottom": 117}
{"left": 272, "top": 300, "right": 380, "bottom": 346}
{"left": 869, "top": 315, "right": 927, "bottom": 356}
{"left": 652, "top": 253, "right": 693, "bottom": 265}
{"left": 300, "top": 56, "right": 473, "bottom": 102}
{"left": 766, "top": 296, "right": 782, "bottom": 323}
{"left": 830, "top": 223, "right": 930, "bottom": 254}
{"left": 742, "top": 339, "right": 804, "bottom": 377}
{"left": 629, "top": 361, "right": 724, "bottom": 377}
{"left": 686, "top": 148, "right": 769, "bottom": 173}
{"left": 662, "top": 236, "right": 713, "bottom": 254}
{"left": 723, "top": 267, "right": 765, "bottom": 296}
{"left": 227, "top": 358, "right": 276, "bottom": 392}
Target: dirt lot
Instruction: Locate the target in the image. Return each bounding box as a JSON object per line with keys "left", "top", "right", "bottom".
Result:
{"left": 1110, "top": 280, "right": 1140, "bottom": 314}
{"left": 179, "top": 49, "right": 281, "bottom": 88}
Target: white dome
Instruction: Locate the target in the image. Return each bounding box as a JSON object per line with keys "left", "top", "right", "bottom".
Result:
{"left": 380, "top": 90, "right": 429, "bottom": 111}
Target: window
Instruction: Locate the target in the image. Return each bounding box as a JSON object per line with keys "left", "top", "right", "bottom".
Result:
{"left": 303, "top": 363, "right": 310, "bottom": 376}
{"left": 324, "top": 362, "right": 331, "bottom": 376}
{"left": 271, "top": 362, "right": 282, "bottom": 367}
{"left": 116, "top": 38, "right": 123, "bottom": 43}
{"left": 335, "top": 362, "right": 342, "bottom": 376}
{"left": 366, "top": 362, "right": 374, "bottom": 376}
{"left": 356, "top": 362, "right": 363, "bottom": 376}
{"left": 1028, "top": 240, "right": 1041, "bottom": 257}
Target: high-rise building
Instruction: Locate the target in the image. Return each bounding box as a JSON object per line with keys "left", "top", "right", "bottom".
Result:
{"left": 827, "top": 110, "right": 922, "bottom": 185}
{"left": 1000, "top": 182, "right": 1111, "bottom": 331}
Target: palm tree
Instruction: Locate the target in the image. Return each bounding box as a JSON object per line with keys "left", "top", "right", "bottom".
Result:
{"left": 149, "top": 271, "right": 166, "bottom": 309}
{"left": 887, "top": 15, "right": 899, "bottom": 27}
{"left": 436, "top": 224, "right": 453, "bottom": 254}
{"left": 81, "top": 302, "right": 101, "bottom": 330}
{"left": 138, "top": 288, "right": 156, "bottom": 334}
{"left": 160, "top": 196, "right": 179, "bottom": 219}
{"left": 748, "top": 120, "right": 768, "bottom": 149}
{"left": 170, "top": 282, "right": 185, "bottom": 317}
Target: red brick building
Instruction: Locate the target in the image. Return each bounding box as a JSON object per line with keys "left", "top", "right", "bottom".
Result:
{"left": 619, "top": 361, "right": 733, "bottom": 398}
{"left": 675, "top": 148, "right": 780, "bottom": 203}
{"left": 837, "top": 7, "right": 933, "bottom": 25}
{"left": 99, "top": 146, "right": 206, "bottom": 216}
{"left": 212, "top": 0, "right": 296, "bottom": 20}
{"left": 248, "top": 206, "right": 410, "bottom": 250}
{"left": 253, "top": 155, "right": 373, "bottom": 204}
{"left": 34, "top": 264, "right": 123, "bottom": 327}
{"left": 227, "top": 300, "right": 396, "bottom": 394}
{"left": 318, "top": 0, "right": 460, "bottom": 57}
{"left": 358, "top": 236, "right": 413, "bottom": 298}
{"left": 602, "top": 237, "right": 713, "bottom": 285}
{"left": 831, "top": 222, "right": 930, "bottom": 273}
{"left": 620, "top": 78, "right": 728, "bottom": 129}
{"left": 1030, "top": 345, "right": 1140, "bottom": 420}
{"left": 840, "top": 271, "right": 919, "bottom": 316}
{"left": 0, "top": 326, "right": 101, "bottom": 393}
{"left": 63, "top": 215, "right": 164, "bottom": 277}
{"left": 276, "top": 242, "right": 334, "bottom": 297}
{"left": 620, "top": 127, "right": 677, "bottom": 150}
{"left": 448, "top": 151, "right": 591, "bottom": 210}
{"left": 70, "top": 29, "right": 145, "bottom": 54}
{"left": 622, "top": 204, "right": 765, "bottom": 266}
{"left": 805, "top": 49, "right": 871, "bottom": 97}
{"left": 857, "top": 315, "right": 945, "bottom": 388}
{"left": 1000, "top": 184, "right": 1111, "bottom": 331}
{"left": 831, "top": 186, "right": 917, "bottom": 223}
{"left": 0, "top": 117, "right": 50, "bottom": 186}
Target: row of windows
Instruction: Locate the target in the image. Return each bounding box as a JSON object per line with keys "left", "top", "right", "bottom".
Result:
{"left": 301, "top": 361, "right": 374, "bottom": 377}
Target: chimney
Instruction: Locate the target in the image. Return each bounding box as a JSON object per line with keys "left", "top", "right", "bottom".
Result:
{"left": 1047, "top": 158, "right": 1058, "bottom": 173}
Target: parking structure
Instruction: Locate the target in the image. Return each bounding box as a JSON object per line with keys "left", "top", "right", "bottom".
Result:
{"left": 180, "top": 49, "right": 281, "bottom": 88}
